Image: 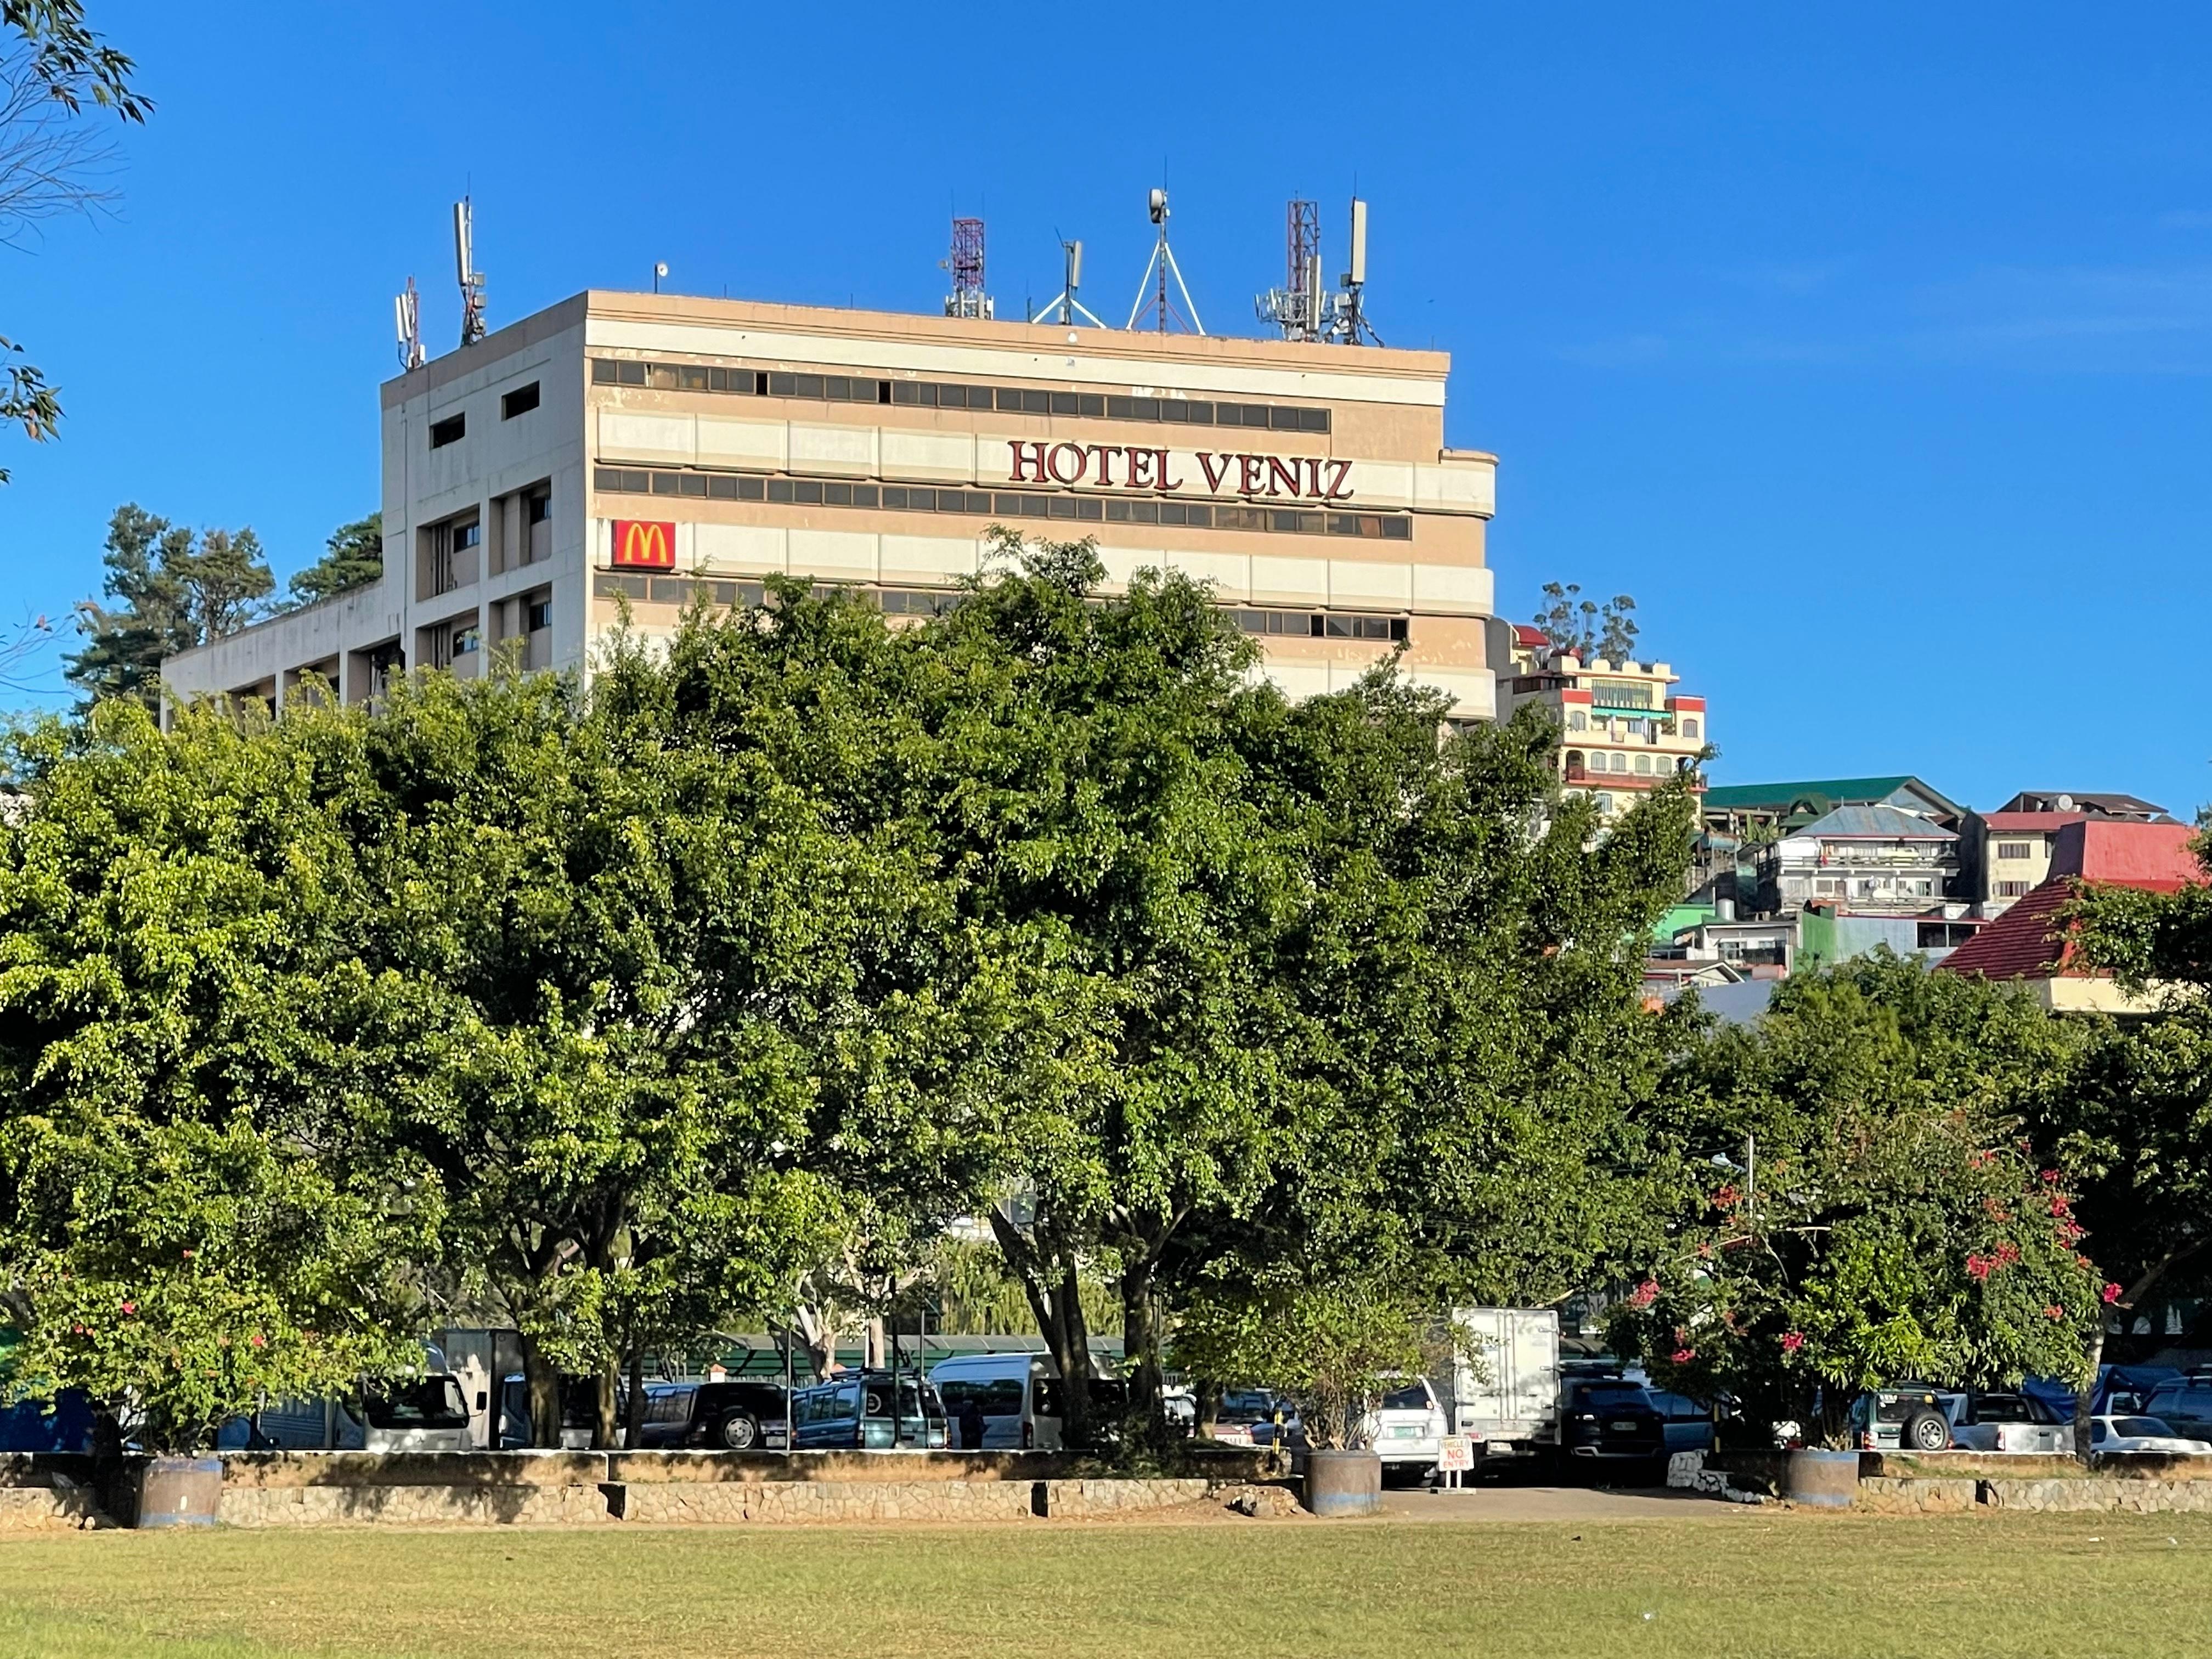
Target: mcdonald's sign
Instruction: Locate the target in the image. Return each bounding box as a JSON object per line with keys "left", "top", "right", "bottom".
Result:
{"left": 611, "top": 519, "right": 675, "bottom": 569}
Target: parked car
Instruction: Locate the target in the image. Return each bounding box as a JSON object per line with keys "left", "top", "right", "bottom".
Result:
{"left": 1559, "top": 1378, "right": 1666, "bottom": 1469}
{"left": 497, "top": 1374, "right": 600, "bottom": 1449}
{"left": 2090, "top": 1415, "right": 2212, "bottom": 1456}
{"left": 791, "top": 1369, "right": 947, "bottom": 1450}
{"left": 1205, "top": 1388, "right": 1297, "bottom": 1447}
{"left": 1851, "top": 1383, "right": 1956, "bottom": 1452}
{"left": 1357, "top": 1378, "right": 1449, "bottom": 1481}
{"left": 1646, "top": 1389, "right": 1717, "bottom": 1456}
{"left": 633, "top": 1380, "right": 790, "bottom": 1451}
{"left": 929, "top": 1354, "right": 1121, "bottom": 1451}
{"left": 1949, "top": 1391, "right": 2073, "bottom": 1454}
{"left": 2140, "top": 1374, "right": 2212, "bottom": 1442}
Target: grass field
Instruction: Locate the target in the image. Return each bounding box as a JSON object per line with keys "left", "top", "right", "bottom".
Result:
{"left": 1, "top": 1511, "right": 2204, "bottom": 1658}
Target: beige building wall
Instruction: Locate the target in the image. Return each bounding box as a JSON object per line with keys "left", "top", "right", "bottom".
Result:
{"left": 164, "top": 291, "right": 1498, "bottom": 720}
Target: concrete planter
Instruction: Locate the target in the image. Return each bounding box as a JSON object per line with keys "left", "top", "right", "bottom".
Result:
{"left": 1785, "top": 1447, "right": 1859, "bottom": 1509}
{"left": 133, "top": 1457, "right": 223, "bottom": 1529}
{"left": 1302, "top": 1449, "right": 1381, "bottom": 1517}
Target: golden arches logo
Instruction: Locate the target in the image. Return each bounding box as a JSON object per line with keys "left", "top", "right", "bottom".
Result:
{"left": 612, "top": 519, "right": 675, "bottom": 569}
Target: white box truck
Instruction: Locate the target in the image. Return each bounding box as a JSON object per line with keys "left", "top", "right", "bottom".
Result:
{"left": 1442, "top": 1307, "right": 1562, "bottom": 1464}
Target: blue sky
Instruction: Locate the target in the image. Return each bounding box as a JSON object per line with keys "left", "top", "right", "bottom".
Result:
{"left": 5, "top": 3, "right": 2210, "bottom": 812}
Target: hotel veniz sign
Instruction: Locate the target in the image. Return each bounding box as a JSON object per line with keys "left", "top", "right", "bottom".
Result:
{"left": 1006, "top": 441, "right": 1355, "bottom": 501}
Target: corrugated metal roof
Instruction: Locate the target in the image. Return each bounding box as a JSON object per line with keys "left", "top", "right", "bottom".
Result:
{"left": 1939, "top": 881, "right": 2077, "bottom": 981}
{"left": 1792, "top": 804, "right": 1958, "bottom": 842}
{"left": 1702, "top": 776, "right": 1962, "bottom": 816}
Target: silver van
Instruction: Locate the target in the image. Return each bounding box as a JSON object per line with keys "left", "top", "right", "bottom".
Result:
{"left": 928, "top": 1355, "right": 1123, "bottom": 1450}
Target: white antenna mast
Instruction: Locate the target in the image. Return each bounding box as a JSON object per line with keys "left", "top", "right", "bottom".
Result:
{"left": 1125, "top": 188, "right": 1204, "bottom": 334}
{"left": 1029, "top": 236, "right": 1104, "bottom": 328}
{"left": 454, "top": 197, "right": 488, "bottom": 347}
{"left": 393, "top": 275, "right": 425, "bottom": 371}
{"left": 1322, "top": 196, "right": 1384, "bottom": 346}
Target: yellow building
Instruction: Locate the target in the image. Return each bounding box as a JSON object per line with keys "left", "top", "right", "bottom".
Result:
{"left": 162, "top": 291, "right": 1501, "bottom": 719}
{"left": 1485, "top": 620, "right": 1706, "bottom": 821}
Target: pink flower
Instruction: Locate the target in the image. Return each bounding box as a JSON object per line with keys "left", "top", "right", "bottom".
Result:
{"left": 2103, "top": 1283, "right": 2123, "bottom": 1304}
{"left": 1714, "top": 1184, "right": 1739, "bottom": 1209}
{"left": 1966, "top": 1253, "right": 1993, "bottom": 1282}
{"left": 2050, "top": 1195, "right": 2071, "bottom": 1217}
{"left": 249, "top": 1333, "right": 265, "bottom": 1348}
{"left": 1781, "top": 1331, "right": 1805, "bottom": 1355}
{"left": 2040, "top": 1169, "right": 2061, "bottom": 1185}
{"left": 1994, "top": 1242, "right": 2021, "bottom": 1268}
{"left": 2044, "top": 1305, "right": 2066, "bottom": 1321}
{"left": 1671, "top": 1348, "right": 1697, "bottom": 1364}
{"left": 1627, "top": 1279, "right": 1658, "bottom": 1309}
{"left": 119, "top": 1301, "right": 136, "bottom": 1316}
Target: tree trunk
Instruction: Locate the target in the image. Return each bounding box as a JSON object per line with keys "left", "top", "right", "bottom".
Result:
{"left": 865, "top": 1316, "right": 886, "bottom": 1371}
{"left": 1120, "top": 1254, "right": 1165, "bottom": 1446}
{"left": 623, "top": 1348, "right": 648, "bottom": 1450}
{"left": 988, "top": 1207, "right": 1093, "bottom": 1447}
{"left": 2075, "top": 1321, "right": 2107, "bottom": 1463}
{"left": 593, "top": 1355, "right": 619, "bottom": 1451}
{"left": 520, "top": 1331, "right": 565, "bottom": 1450}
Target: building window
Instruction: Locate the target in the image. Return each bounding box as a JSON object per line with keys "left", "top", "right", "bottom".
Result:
{"left": 1681, "top": 718, "right": 1700, "bottom": 740}
{"left": 1613, "top": 753, "right": 1630, "bottom": 772}
{"left": 1994, "top": 880, "right": 2032, "bottom": 898}
{"left": 1567, "top": 710, "right": 1587, "bottom": 732}
{"left": 420, "top": 514, "right": 481, "bottom": 600}
{"left": 1565, "top": 750, "right": 1587, "bottom": 781}
{"left": 1995, "top": 842, "right": 2033, "bottom": 860}
{"left": 1634, "top": 753, "right": 1653, "bottom": 774}
{"left": 1590, "top": 679, "right": 1655, "bottom": 709}
{"left": 430, "top": 413, "right": 465, "bottom": 448}
{"left": 526, "top": 597, "right": 551, "bottom": 633}
{"left": 1595, "top": 793, "right": 1614, "bottom": 814}
{"left": 501, "top": 382, "right": 541, "bottom": 419}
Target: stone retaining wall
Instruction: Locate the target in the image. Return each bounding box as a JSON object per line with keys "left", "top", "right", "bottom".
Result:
{"left": 0, "top": 1450, "right": 1266, "bottom": 1531}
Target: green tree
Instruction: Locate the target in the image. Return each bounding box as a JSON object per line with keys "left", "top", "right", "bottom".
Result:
{"left": 1614, "top": 955, "right": 2103, "bottom": 1445}
{"left": 1534, "top": 582, "right": 1638, "bottom": 662}
{"left": 1, "top": 3, "right": 148, "bottom": 482}
{"left": 0, "top": 699, "right": 425, "bottom": 1452}
{"left": 283, "top": 512, "right": 383, "bottom": 611}
{"left": 67, "top": 506, "right": 275, "bottom": 710}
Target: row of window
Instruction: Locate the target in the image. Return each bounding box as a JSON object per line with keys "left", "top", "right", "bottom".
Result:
{"left": 591, "top": 575, "right": 1409, "bottom": 640}
{"left": 592, "top": 465, "right": 1414, "bottom": 541}
{"left": 1565, "top": 709, "right": 1699, "bottom": 740}
{"left": 590, "top": 357, "right": 1332, "bottom": 433}
{"left": 1567, "top": 749, "right": 1691, "bottom": 776}
{"left": 1994, "top": 841, "right": 2036, "bottom": 860}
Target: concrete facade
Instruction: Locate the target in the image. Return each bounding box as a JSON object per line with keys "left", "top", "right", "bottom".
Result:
{"left": 162, "top": 291, "right": 1499, "bottom": 719}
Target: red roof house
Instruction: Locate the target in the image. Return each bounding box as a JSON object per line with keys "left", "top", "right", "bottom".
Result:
{"left": 1938, "top": 820, "right": 2204, "bottom": 1011}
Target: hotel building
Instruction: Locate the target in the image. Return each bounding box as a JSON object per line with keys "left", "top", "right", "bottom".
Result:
{"left": 161, "top": 291, "right": 1500, "bottom": 719}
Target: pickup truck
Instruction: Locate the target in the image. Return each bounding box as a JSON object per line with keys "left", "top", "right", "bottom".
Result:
{"left": 1948, "top": 1391, "right": 2072, "bottom": 1454}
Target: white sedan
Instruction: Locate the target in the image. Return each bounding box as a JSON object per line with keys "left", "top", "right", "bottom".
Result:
{"left": 2091, "top": 1415, "right": 2212, "bottom": 1455}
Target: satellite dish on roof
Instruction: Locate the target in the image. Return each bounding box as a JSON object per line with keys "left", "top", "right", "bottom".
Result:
{"left": 2056, "top": 794, "right": 2075, "bottom": 812}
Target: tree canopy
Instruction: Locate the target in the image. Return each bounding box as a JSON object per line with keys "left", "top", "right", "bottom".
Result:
{"left": 281, "top": 513, "right": 383, "bottom": 611}
{"left": 66, "top": 505, "right": 275, "bottom": 710}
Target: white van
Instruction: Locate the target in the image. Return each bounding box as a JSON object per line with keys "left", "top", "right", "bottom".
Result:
{"left": 928, "top": 1355, "right": 1123, "bottom": 1451}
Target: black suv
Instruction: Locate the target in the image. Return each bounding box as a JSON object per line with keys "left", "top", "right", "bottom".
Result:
{"left": 2140, "top": 1374, "right": 2212, "bottom": 1442}
{"left": 1560, "top": 1378, "right": 1666, "bottom": 1470}
{"left": 634, "top": 1380, "right": 790, "bottom": 1451}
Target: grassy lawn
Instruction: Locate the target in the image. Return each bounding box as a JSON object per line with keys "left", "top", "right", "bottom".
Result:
{"left": 0, "top": 1511, "right": 2203, "bottom": 1658}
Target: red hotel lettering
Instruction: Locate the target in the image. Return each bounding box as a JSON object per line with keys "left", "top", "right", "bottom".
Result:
{"left": 1128, "top": 448, "right": 1155, "bottom": 489}
{"left": 1009, "top": 441, "right": 1048, "bottom": 482}
{"left": 1155, "top": 448, "right": 1180, "bottom": 490}
{"left": 1266, "top": 456, "right": 1302, "bottom": 498}
{"left": 1086, "top": 444, "right": 1122, "bottom": 483}
{"left": 1197, "top": 452, "right": 1233, "bottom": 492}
{"left": 1238, "top": 454, "right": 1266, "bottom": 494}
{"left": 1324, "top": 459, "right": 1352, "bottom": 500}
{"left": 1047, "top": 442, "right": 1085, "bottom": 484}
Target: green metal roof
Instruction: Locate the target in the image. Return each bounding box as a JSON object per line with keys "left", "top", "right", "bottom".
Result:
{"left": 1701, "top": 776, "right": 1961, "bottom": 815}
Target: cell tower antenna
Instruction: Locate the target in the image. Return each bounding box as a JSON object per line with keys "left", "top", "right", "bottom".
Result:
{"left": 944, "top": 217, "right": 993, "bottom": 319}
{"left": 393, "top": 275, "right": 425, "bottom": 371}
{"left": 453, "top": 196, "right": 488, "bottom": 348}
{"left": 1124, "top": 187, "right": 1204, "bottom": 334}
{"left": 1321, "top": 195, "right": 1385, "bottom": 346}
{"left": 1029, "top": 234, "right": 1104, "bottom": 328}
{"left": 1256, "top": 199, "right": 1323, "bottom": 341}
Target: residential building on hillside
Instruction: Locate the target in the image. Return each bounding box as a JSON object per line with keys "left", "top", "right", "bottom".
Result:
{"left": 1692, "top": 774, "right": 1964, "bottom": 919}
{"left": 160, "top": 290, "right": 1499, "bottom": 720}
{"left": 1756, "top": 804, "right": 1962, "bottom": 914}
{"left": 1960, "top": 792, "right": 2177, "bottom": 919}
{"left": 1485, "top": 620, "right": 1705, "bottom": 825}
{"left": 1939, "top": 820, "right": 2203, "bottom": 1013}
